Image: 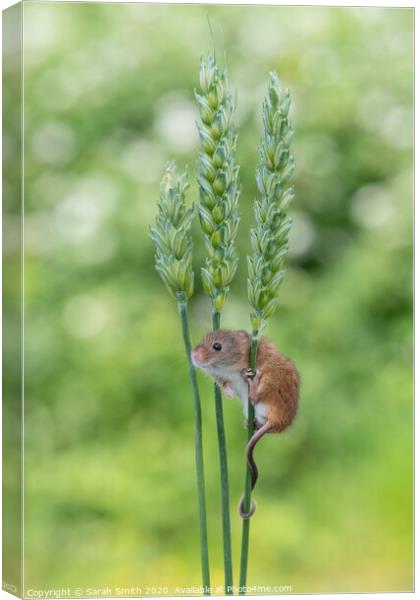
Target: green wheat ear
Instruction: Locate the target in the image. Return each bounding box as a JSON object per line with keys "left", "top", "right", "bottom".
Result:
{"left": 196, "top": 54, "right": 240, "bottom": 312}
{"left": 247, "top": 72, "right": 295, "bottom": 331}
{"left": 150, "top": 161, "right": 195, "bottom": 300}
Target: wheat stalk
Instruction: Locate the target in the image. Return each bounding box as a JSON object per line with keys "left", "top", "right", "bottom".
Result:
{"left": 195, "top": 54, "right": 240, "bottom": 594}
{"left": 150, "top": 162, "right": 211, "bottom": 594}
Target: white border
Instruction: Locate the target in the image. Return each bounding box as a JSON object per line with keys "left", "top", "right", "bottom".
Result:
{"left": 0, "top": 2, "right": 415, "bottom": 600}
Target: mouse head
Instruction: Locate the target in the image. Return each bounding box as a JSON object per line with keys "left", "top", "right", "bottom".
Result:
{"left": 191, "top": 329, "right": 250, "bottom": 375}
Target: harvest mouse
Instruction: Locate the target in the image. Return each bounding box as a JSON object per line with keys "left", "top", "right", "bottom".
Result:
{"left": 191, "top": 329, "right": 299, "bottom": 518}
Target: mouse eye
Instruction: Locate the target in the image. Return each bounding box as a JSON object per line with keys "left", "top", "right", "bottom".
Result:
{"left": 212, "top": 342, "right": 222, "bottom": 351}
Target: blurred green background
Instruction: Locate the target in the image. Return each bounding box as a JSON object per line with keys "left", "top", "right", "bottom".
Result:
{"left": 16, "top": 1, "right": 414, "bottom": 594}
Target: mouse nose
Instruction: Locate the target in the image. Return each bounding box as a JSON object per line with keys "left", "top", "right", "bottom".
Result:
{"left": 191, "top": 348, "right": 203, "bottom": 367}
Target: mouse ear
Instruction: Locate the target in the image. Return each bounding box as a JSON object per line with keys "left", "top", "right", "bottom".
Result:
{"left": 238, "top": 329, "right": 251, "bottom": 340}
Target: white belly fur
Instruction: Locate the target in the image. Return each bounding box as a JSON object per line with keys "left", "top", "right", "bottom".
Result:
{"left": 212, "top": 365, "right": 268, "bottom": 425}
{"left": 228, "top": 371, "right": 250, "bottom": 417}
{"left": 254, "top": 401, "right": 269, "bottom": 425}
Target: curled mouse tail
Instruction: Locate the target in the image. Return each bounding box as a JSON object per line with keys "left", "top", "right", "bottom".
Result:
{"left": 247, "top": 422, "right": 270, "bottom": 490}
{"left": 238, "top": 421, "right": 271, "bottom": 519}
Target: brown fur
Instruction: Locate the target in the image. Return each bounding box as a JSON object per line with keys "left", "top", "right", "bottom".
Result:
{"left": 254, "top": 336, "right": 299, "bottom": 433}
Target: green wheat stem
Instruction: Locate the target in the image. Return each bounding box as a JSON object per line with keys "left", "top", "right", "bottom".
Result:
{"left": 212, "top": 309, "right": 233, "bottom": 593}
{"left": 178, "top": 293, "right": 211, "bottom": 594}
{"left": 150, "top": 163, "right": 211, "bottom": 592}
{"left": 239, "top": 330, "right": 259, "bottom": 594}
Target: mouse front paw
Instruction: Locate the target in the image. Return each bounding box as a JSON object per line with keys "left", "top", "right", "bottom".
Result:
{"left": 222, "top": 383, "right": 235, "bottom": 399}
{"left": 216, "top": 379, "right": 235, "bottom": 399}
{"left": 241, "top": 368, "right": 255, "bottom": 382}
{"left": 242, "top": 368, "right": 261, "bottom": 404}
{"left": 241, "top": 367, "right": 261, "bottom": 383}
